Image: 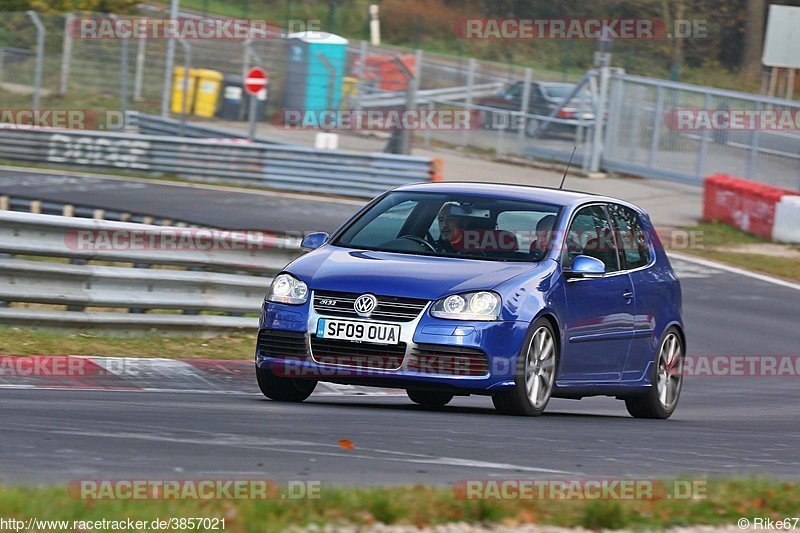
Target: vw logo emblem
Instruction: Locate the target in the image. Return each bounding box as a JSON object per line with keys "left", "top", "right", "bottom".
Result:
{"left": 354, "top": 294, "right": 378, "bottom": 317}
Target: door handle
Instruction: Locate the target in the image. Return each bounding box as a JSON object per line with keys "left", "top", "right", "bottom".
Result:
{"left": 623, "top": 290, "right": 634, "bottom": 300}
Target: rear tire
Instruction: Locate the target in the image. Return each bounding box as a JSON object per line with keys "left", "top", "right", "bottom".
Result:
{"left": 406, "top": 388, "right": 453, "bottom": 408}
{"left": 625, "top": 328, "right": 684, "bottom": 419}
{"left": 492, "top": 318, "right": 558, "bottom": 416}
{"left": 255, "top": 364, "right": 316, "bottom": 402}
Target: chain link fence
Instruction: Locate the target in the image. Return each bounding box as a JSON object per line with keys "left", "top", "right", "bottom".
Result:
{"left": 0, "top": 10, "right": 797, "bottom": 191}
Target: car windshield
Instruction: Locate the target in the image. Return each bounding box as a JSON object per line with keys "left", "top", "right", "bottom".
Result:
{"left": 333, "top": 192, "right": 562, "bottom": 262}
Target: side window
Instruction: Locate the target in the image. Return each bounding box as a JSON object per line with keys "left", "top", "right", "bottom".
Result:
{"left": 608, "top": 204, "right": 652, "bottom": 269}
{"left": 563, "top": 205, "right": 619, "bottom": 272}
{"left": 345, "top": 200, "right": 418, "bottom": 247}
{"left": 507, "top": 82, "right": 524, "bottom": 98}
{"left": 497, "top": 211, "right": 556, "bottom": 257}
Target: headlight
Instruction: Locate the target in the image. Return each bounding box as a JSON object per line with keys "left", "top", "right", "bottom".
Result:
{"left": 267, "top": 273, "right": 308, "bottom": 305}
{"left": 430, "top": 291, "right": 501, "bottom": 321}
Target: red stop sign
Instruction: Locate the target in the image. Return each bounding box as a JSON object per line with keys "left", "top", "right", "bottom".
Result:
{"left": 244, "top": 67, "right": 268, "bottom": 95}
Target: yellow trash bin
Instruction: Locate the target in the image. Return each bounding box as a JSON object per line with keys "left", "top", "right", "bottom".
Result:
{"left": 171, "top": 66, "right": 197, "bottom": 115}
{"left": 341, "top": 76, "right": 359, "bottom": 109}
{"left": 192, "top": 69, "right": 224, "bottom": 118}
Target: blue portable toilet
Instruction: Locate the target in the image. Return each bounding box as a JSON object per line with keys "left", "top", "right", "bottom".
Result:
{"left": 285, "top": 31, "right": 349, "bottom": 114}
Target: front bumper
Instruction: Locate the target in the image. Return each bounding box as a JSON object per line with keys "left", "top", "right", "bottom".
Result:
{"left": 255, "top": 301, "right": 529, "bottom": 393}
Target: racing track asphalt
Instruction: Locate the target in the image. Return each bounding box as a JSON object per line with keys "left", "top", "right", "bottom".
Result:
{"left": 1, "top": 257, "right": 799, "bottom": 485}
{"left": 0, "top": 168, "right": 357, "bottom": 233}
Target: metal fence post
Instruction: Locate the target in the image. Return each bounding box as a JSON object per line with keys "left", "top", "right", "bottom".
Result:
{"left": 647, "top": 85, "right": 664, "bottom": 169}
{"left": 160, "top": 0, "right": 180, "bottom": 116}
{"left": 423, "top": 101, "right": 433, "bottom": 147}
{"left": 120, "top": 35, "right": 129, "bottom": 118}
{"left": 589, "top": 63, "right": 610, "bottom": 172}
{"left": 111, "top": 15, "right": 129, "bottom": 118}
{"left": 242, "top": 40, "right": 251, "bottom": 80}
{"left": 695, "top": 93, "right": 712, "bottom": 179}
{"left": 178, "top": 40, "right": 192, "bottom": 136}
{"left": 747, "top": 101, "right": 761, "bottom": 180}
{"left": 355, "top": 40, "right": 368, "bottom": 110}
{"left": 59, "top": 13, "right": 74, "bottom": 95}
{"left": 26, "top": 11, "right": 45, "bottom": 110}
{"left": 133, "top": 33, "right": 146, "bottom": 101}
{"left": 516, "top": 67, "right": 533, "bottom": 156}
{"left": 460, "top": 58, "right": 475, "bottom": 149}
{"left": 400, "top": 49, "right": 422, "bottom": 155}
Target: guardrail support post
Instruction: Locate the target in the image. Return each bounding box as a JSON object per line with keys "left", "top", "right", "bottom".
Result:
{"left": 27, "top": 11, "right": 45, "bottom": 110}
{"left": 59, "top": 13, "right": 74, "bottom": 95}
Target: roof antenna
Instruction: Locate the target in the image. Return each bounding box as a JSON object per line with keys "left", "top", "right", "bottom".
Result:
{"left": 559, "top": 146, "right": 577, "bottom": 190}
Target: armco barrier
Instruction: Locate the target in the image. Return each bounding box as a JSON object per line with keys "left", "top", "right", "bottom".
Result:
{"left": 0, "top": 126, "right": 440, "bottom": 199}
{"left": 703, "top": 174, "right": 800, "bottom": 240}
{"left": 0, "top": 211, "right": 305, "bottom": 335}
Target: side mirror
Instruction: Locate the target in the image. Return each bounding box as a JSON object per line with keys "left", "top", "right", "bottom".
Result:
{"left": 301, "top": 232, "right": 329, "bottom": 251}
{"left": 564, "top": 255, "right": 605, "bottom": 280}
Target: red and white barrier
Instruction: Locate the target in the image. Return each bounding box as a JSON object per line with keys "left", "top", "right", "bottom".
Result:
{"left": 703, "top": 174, "right": 800, "bottom": 242}
{"left": 773, "top": 196, "right": 800, "bottom": 243}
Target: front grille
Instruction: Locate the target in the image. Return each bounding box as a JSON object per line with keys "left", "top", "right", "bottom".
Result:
{"left": 407, "top": 344, "right": 489, "bottom": 376}
{"left": 313, "top": 291, "right": 427, "bottom": 322}
{"left": 310, "top": 337, "right": 406, "bottom": 370}
{"left": 257, "top": 329, "right": 308, "bottom": 359}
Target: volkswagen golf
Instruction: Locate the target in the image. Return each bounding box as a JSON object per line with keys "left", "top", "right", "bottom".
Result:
{"left": 255, "top": 182, "right": 685, "bottom": 418}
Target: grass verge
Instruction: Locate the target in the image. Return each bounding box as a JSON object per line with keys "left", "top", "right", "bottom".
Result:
{"left": 0, "top": 327, "right": 255, "bottom": 359}
{"left": 672, "top": 222, "right": 800, "bottom": 283}
{"left": 0, "top": 479, "right": 797, "bottom": 531}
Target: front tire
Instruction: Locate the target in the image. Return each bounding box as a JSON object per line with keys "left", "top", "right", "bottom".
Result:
{"left": 406, "top": 388, "right": 453, "bottom": 408}
{"left": 492, "top": 318, "right": 558, "bottom": 416}
{"left": 625, "top": 328, "right": 684, "bottom": 419}
{"left": 255, "top": 364, "right": 316, "bottom": 402}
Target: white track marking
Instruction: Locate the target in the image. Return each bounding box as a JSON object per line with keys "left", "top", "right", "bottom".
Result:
{"left": 669, "top": 252, "right": 800, "bottom": 291}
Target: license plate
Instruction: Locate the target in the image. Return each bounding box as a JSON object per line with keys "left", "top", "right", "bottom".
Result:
{"left": 316, "top": 319, "right": 401, "bottom": 345}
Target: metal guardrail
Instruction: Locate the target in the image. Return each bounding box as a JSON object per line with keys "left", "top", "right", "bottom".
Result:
{"left": 0, "top": 127, "right": 440, "bottom": 198}
{"left": 359, "top": 82, "right": 504, "bottom": 109}
{"left": 132, "top": 113, "right": 285, "bottom": 145}
{"left": 0, "top": 211, "right": 305, "bottom": 335}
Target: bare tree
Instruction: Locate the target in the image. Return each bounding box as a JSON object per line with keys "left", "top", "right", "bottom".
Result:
{"left": 742, "top": 0, "right": 765, "bottom": 79}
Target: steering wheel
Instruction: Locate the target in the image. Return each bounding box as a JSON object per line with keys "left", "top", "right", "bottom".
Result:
{"left": 398, "top": 235, "right": 438, "bottom": 253}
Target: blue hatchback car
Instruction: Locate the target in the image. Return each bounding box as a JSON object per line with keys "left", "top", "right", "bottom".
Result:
{"left": 255, "top": 182, "right": 685, "bottom": 418}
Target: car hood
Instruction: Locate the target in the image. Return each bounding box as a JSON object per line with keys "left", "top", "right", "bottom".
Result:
{"left": 286, "top": 246, "right": 539, "bottom": 300}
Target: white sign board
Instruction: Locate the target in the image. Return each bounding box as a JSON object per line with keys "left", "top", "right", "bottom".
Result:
{"left": 762, "top": 4, "right": 800, "bottom": 68}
